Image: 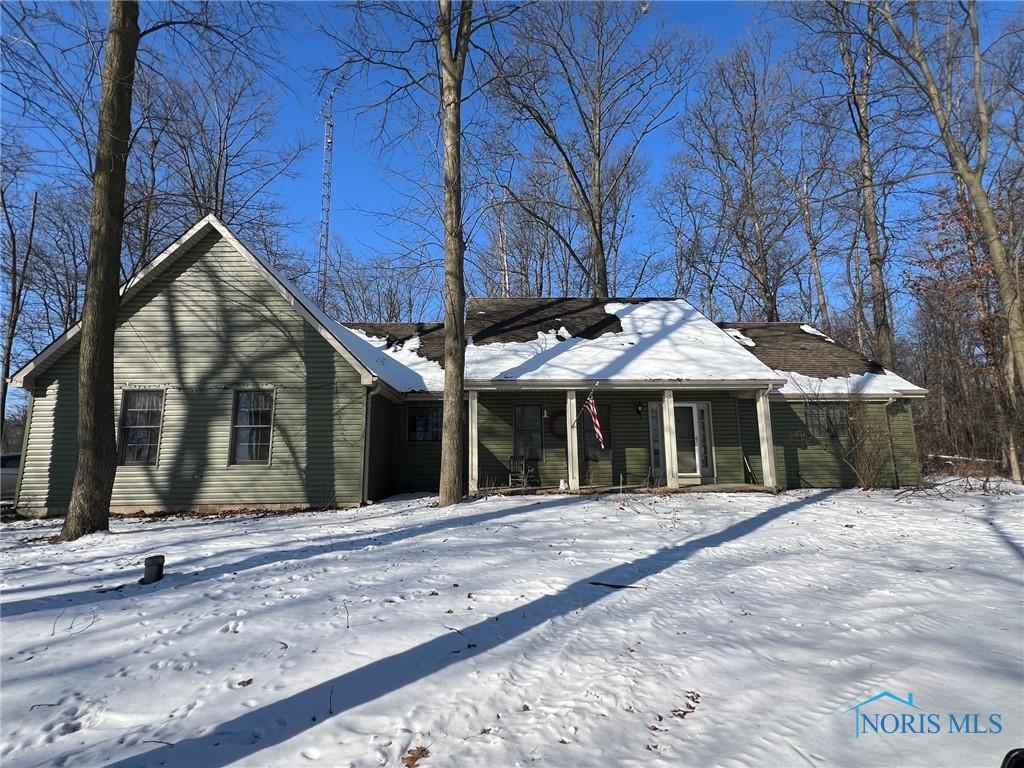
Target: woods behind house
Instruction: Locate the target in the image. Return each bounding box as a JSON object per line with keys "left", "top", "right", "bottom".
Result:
{"left": 2, "top": 1, "right": 1022, "bottom": 486}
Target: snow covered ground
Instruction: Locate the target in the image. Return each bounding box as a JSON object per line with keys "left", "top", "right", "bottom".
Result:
{"left": 1, "top": 486, "right": 1021, "bottom": 768}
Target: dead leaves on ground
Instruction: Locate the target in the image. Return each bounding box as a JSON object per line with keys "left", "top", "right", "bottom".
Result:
{"left": 402, "top": 745, "right": 430, "bottom": 767}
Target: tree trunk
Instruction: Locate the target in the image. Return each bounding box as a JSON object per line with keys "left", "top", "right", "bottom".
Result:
{"left": 799, "top": 184, "right": 832, "bottom": 335}
{"left": 62, "top": 0, "right": 140, "bottom": 541}
{"left": 437, "top": 0, "right": 472, "bottom": 507}
{"left": 854, "top": 94, "right": 894, "bottom": 368}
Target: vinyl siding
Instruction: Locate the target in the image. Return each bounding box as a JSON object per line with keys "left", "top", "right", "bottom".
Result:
{"left": 478, "top": 393, "right": 569, "bottom": 489}
{"left": 476, "top": 390, "right": 756, "bottom": 490}
{"left": 391, "top": 403, "right": 443, "bottom": 493}
{"left": 366, "top": 395, "right": 394, "bottom": 501}
{"left": 576, "top": 391, "right": 651, "bottom": 487}
{"left": 16, "top": 231, "right": 367, "bottom": 514}
{"left": 770, "top": 398, "right": 921, "bottom": 489}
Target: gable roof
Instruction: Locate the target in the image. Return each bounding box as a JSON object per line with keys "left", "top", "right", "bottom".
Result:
{"left": 345, "top": 297, "right": 786, "bottom": 392}
{"left": 720, "top": 322, "right": 926, "bottom": 398}
{"left": 9, "top": 215, "right": 386, "bottom": 389}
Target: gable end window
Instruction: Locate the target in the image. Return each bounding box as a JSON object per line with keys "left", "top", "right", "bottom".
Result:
{"left": 408, "top": 405, "right": 442, "bottom": 442}
{"left": 119, "top": 389, "right": 164, "bottom": 466}
{"left": 231, "top": 390, "right": 274, "bottom": 464}
{"left": 806, "top": 402, "right": 849, "bottom": 440}
{"left": 513, "top": 404, "right": 544, "bottom": 461}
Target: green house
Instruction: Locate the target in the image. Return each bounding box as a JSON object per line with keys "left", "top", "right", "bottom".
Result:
{"left": 10, "top": 216, "right": 926, "bottom": 517}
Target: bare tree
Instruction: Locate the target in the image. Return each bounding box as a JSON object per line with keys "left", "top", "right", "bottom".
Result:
{"left": 863, "top": 0, "right": 1024, "bottom": 395}
{"left": 2, "top": 0, "right": 283, "bottom": 539}
{"left": 671, "top": 36, "right": 803, "bottom": 321}
{"left": 60, "top": 0, "right": 141, "bottom": 540}
{"left": 485, "top": 2, "right": 702, "bottom": 297}
{"left": 0, "top": 141, "right": 38, "bottom": 444}
{"left": 325, "top": 1, "right": 515, "bottom": 505}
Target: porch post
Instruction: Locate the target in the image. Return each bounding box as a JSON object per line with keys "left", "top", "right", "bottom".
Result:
{"left": 468, "top": 390, "right": 479, "bottom": 494}
{"left": 566, "top": 390, "right": 580, "bottom": 491}
{"left": 662, "top": 390, "right": 679, "bottom": 488}
{"left": 755, "top": 388, "right": 778, "bottom": 489}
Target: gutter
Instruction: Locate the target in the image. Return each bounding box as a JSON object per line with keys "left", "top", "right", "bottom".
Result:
{"left": 462, "top": 377, "right": 788, "bottom": 392}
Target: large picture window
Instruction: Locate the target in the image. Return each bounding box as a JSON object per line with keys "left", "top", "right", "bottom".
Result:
{"left": 119, "top": 389, "right": 164, "bottom": 466}
{"left": 408, "top": 405, "right": 442, "bottom": 442}
{"left": 231, "top": 390, "right": 274, "bottom": 464}
{"left": 513, "top": 404, "right": 544, "bottom": 461}
{"left": 806, "top": 402, "right": 849, "bottom": 440}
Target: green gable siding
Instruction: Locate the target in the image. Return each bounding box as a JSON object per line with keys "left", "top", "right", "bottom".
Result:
{"left": 16, "top": 231, "right": 368, "bottom": 515}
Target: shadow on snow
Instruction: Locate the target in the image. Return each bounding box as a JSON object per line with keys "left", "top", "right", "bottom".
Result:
{"left": 1, "top": 497, "right": 579, "bottom": 619}
{"left": 101, "top": 490, "right": 834, "bottom": 768}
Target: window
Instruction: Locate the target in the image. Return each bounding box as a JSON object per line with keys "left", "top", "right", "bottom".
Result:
{"left": 582, "top": 403, "right": 612, "bottom": 461}
{"left": 231, "top": 390, "right": 274, "bottom": 464}
{"left": 1, "top": 454, "right": 20, "bottom": 469}
{"left": 806, "top": 402, "right": 849, "bottom": 440}
{"left": 513, "top": 404, "right": 543, "bottom": 461}
{"left": 408, "top": 405, "right": 442, "bottom": 442}
{"left": 119, "top": 389, "right": 164, "bottom": 465}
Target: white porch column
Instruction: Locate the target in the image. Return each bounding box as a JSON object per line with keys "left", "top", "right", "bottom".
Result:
{"left": 755, "top": 388, "right": 778, "bottom": 489}
{"left": 468, "top": 391, "right": 479, "bottom": 494}
{"left": 662, "top": 390, "right": 679, "bottom": 488}
{"left": 566, "top": 391, "right": 580, "bottom": 491}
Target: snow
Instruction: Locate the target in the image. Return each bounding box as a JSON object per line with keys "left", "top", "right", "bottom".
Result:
{"left": 723, "top": 327, "right": 756, "bottom": 347}
{"left": 342, "top": 327, "right": 446, "bottom": 393}
{"left": 2, "top": 488, "right": 1021, "bottom": 767}
{"left": 800, "top": 324, "right": 836, "bottom": 343}
{"left": 346, "top": 300, "right": 783, "bottom": 392}
{"left": 774, "top": 367, "right": 928, "bottom": 397}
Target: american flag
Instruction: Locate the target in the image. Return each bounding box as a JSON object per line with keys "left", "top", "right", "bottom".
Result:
{"left": 584, "top": 393, "right": 605, "bottom": 450}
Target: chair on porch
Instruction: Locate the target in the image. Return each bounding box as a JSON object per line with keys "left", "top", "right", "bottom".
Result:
{"left": 508, "top": 455, "right": 531, "bottom": 489}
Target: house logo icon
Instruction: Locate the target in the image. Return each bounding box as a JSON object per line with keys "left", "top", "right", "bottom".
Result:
{"left": 844, "top": 690, "right": 1004, "bottom": 738}
{"left": 845, "top": 691, "right": 919, "bottom": 738}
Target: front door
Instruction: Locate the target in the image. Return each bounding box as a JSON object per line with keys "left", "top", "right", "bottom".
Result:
{"left": 650, "top": 400, "right": 715, "bottom": 486}
{"left": 674, "top": 403, "right": 700, "bottom": 475}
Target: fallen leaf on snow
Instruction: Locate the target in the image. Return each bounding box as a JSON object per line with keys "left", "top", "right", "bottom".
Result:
{"left": 402, "top": 746, "right": 430, "bottom": 767}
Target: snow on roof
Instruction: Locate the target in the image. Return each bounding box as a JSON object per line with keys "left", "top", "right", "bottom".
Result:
{"left": 718, "top": 322, "right": 926, "bottom": 398}
{"left": 723, "top": 327, "right": 756, "bottom": 347}
{"left": 342, "top": 326, "right": 445, "bottom": 392}
{"left": 346, "top": 299, "right": 783, "bottom": 392}
{"left": 800, "top": 324, "right": 835, "bottom": 343}
{"left": 773, "top": 368, "right": 926, "bottom": 398}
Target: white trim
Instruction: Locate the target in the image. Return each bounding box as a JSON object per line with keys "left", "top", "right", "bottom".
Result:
{"left": 773, "top": 390, "right": 927, "bottom": 401}
{"left": 674, "top": 400, "right": 716, "bottom": 482}
{"left": 566, "top": 391, "right": 580, "bottom": 491}
{"left": 9, "top": 215, "right": 378, "bottom": 388}
{"left": 465, "top": 378, "right": 787, "bottom": 392}
{"left": 468, "top": 391, "right": 479, "bottom": 494}
{"left": 662, "top": 390, "right": 679, "bottom": 488}
{"left": 756, "top": 388, "right": 778, "bottom": 488}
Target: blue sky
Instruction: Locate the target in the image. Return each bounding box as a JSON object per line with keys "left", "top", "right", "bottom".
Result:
{"left": 269, "top": 1, "right": 762, "bottom": 262}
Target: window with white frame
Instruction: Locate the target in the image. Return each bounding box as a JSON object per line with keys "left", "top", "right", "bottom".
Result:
{"left": 231, "top": 390, "right": 274, "bottom": 464}
{"left": 119, "top": 389, "right": 164, "bottom": 466}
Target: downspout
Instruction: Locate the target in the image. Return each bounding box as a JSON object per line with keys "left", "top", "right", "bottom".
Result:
{"left": 360, "top": 380, "right": 382, "bottom": 505}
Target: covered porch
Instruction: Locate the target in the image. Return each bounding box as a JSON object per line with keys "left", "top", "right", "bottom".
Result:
{"left": 467, "top": 387, "right": 778, "bottom": 495}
